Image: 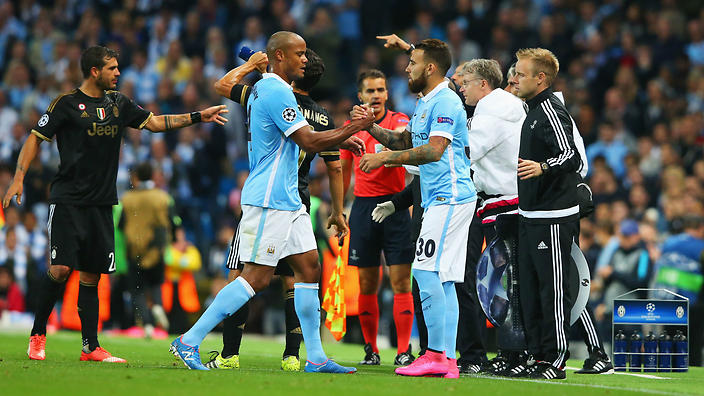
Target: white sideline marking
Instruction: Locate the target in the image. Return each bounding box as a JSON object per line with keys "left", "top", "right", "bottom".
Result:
{"left": 565, "top": 366, "right": 671, "bottom": 380}
{"left": 478, "top": 375, "right": 678, "bottom": 395}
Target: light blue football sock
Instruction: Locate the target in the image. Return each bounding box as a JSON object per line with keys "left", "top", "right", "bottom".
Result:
{"left": 182, "top": 277, "right": 255, "bottom": 346}
{"left": 294, "top": 283, "right": 327, "bottom": 364}
{"left": 413, "top": 269, "right": 446, "bottom": 353}
{"left": 443, "top": 281, "right": 459, "bottom": 359}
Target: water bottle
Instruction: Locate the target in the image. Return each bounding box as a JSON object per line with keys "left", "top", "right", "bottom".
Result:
{"left": 629, "top": 331, "right": 642, "bottom": 372}
{"left": 238, "top": 46, "right": 256, "bottom": 62}
{"left": 643, "top": 332, "right": 657, "bottom": 372}
{"left": 658, "top": 331, "right": 672, "bottom": 372}
{"left": 613, "top": 330, "right": 627, "bottom": 371}
{"left": 673, "top": 331, "right": 688, "bottom": 372}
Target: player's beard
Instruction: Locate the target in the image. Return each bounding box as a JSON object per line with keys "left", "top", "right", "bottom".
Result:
{"left": 96, "top": 74, "right": 113, "bottom": 91}
{"left": 408, "top": 73, "right": 427, "bottom": 94}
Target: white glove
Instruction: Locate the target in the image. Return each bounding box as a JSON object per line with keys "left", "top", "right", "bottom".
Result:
{"left": 371, "top": 201, "right": 395, "bottom": 223}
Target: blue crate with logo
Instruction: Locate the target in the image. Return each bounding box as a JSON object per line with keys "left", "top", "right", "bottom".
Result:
{"left": 612, "top": 288, "right": 689, "bottom": 372}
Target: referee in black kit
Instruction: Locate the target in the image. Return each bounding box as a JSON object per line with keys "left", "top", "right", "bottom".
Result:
{"left": 512, "top": 48, "right": 581, "bottom": 380}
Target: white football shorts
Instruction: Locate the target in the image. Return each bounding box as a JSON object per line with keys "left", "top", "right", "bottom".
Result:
{"left": 413, "top": 201, "right": 476, "bottom": 282}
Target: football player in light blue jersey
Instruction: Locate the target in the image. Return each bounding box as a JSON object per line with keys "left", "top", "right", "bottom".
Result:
{"left": 356, "top": 38, "right": 476, "bottom": 378}
{"left": 170, "top": 31, "right": 375, "bottom": 372}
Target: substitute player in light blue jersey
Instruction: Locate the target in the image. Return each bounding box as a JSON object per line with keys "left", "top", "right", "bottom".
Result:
{"left": 407, "top": 82, "right": 474, "bottom": 208}
{"left": 357, "top": 38, "right": 476, "bottom": 379}
{"left": 170, "top": 31, "right": 375, "bottom": 372}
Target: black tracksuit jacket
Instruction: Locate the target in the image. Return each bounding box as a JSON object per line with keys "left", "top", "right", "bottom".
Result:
{"left": 518, "top": 89, "right": 582, "bottom": 224}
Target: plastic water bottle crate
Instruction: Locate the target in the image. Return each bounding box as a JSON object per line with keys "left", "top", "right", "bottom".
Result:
{"left": 612, "top": 289, "right": 689, "bottom": 372}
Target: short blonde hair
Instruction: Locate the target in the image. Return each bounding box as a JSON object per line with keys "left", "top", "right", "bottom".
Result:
{"left": 459, "top": 59, "right": 503, "bottom": 89}
{"left": 515, "top": 48, "right": 559, "bottom": 86}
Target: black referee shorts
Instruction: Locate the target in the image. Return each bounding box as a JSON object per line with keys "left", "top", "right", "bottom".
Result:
{"left": 48, "top": 203, "right": 116, "bottom": 274}
{"left": 225, "top": 223, "right": 294, "bottom": 276}
{"left": 348, "top": 195, "right": 414, "bottom": 268}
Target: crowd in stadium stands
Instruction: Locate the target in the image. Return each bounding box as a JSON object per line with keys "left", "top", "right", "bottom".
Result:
{"left": 0, "top": 0, "right": 703, "bottom": 352}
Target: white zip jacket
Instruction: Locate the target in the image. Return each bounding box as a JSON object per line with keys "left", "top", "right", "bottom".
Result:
{"left": 468, "top": 88, "right": 525, "bottom": 222}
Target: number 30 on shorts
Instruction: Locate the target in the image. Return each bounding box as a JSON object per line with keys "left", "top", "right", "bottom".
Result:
{"left": 415, "top": 238, "right": 436, "bottom": 258}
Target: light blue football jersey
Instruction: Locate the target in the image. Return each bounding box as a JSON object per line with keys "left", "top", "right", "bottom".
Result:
{"left": 241, "top": 73, "right": 309, "bottom": 210}
{"left": 408, "top": 81, "right": 476, "bottom": 208}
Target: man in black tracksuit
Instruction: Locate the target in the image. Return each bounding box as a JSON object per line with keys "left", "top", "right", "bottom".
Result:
{"left": 513, "top": 48, "right": 581, "bottom": 380}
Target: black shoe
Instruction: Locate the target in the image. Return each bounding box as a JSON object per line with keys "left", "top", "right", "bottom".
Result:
{"left": 359, "top": 343, "right": 380, "bottom": 365}
{"left": 507, "top": 353, "right": 537, "bottom": 377}
{"left": 481, "top": 354, "right": 509, "bottom": 376}
{"left": 529, "top": 362, "right": 566, "bottom": 379}
{"left": 394, "top": 345, "right": 415, "bottom": 366}
{"left": 459, "top": 361, "right": 482, "bottom": 374}
{"left": 575, "top": 350, "right": 614, "bottom": 374}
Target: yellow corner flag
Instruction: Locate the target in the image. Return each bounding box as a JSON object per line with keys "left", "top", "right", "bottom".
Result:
{"left": 322, "top": 237, "right": 346, "bottom": 341}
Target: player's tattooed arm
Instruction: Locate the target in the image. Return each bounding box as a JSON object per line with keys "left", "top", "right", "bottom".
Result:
{"left": 367, "top": 123, "right": 413, "bottom": 150}
{"left": 358, "top": 136, "right": 449, "bottom": 173}
{"left": 349, "top": 105, "right": 411, "bottom": 150}
{"left": 145, "top": 106, "right": 229, "bottom": 132}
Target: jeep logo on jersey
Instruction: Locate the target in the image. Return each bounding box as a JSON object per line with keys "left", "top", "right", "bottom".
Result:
{"left": 97, "top": 107, "right": 106, "bottom": 120}
{"left": 282, "top": 107, "right": 296, "bottom": 122}
{"left": 87, "top": 122, "right": 119, "bottom": 137}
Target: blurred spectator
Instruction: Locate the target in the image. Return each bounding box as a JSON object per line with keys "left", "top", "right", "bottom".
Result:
{"left": 0, "top": 266, "right": 25, "bottom": 313}
{"left": 121, "top": 48, "right": 160, "bottom": 105}
{"left": 164, "top": 227, "right": 202, "bottom": 334}
{"left": 235, "top": 16, "right": 266, "bottom": 65}
{"left": 593, "top": 219, "right": 652, "bottom": 335}
{"left": 0, "top": 228, "right": 28, "bottom": 294}
{"left": 587, "top": 121, "right": 630, "bottom": 178}
{"left": 121, "top": 163, "right": 173, "bottom": 336}
{"left": 155, "top": 40, "right": 192, "bottom": 94}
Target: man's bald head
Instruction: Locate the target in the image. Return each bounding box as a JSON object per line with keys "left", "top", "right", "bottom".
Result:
{"left": 266, "top": 31, "right": 304, "bottom": 59}
{"left": 266, "top": 31, "right": 308, "bottom": 82}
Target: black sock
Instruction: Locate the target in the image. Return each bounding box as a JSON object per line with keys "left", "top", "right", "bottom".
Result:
{"left": 283, "top": 288, "right": 302, "bottom": 358}
{"left": 222, "top": 300, "right": 248, "bottom": 358}
{"left": 31, "top": 271, "right": 66, "bottom": 336}
{"left": 412, "top": 277, "right": 427, "bottom": 355}
{"left": 78, "top": 282, "right": 100, "bottom": 351}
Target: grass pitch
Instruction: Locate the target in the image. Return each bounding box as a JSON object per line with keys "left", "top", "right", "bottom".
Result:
{"left": 1, "top": 330, "right": 703, "bottom": 396}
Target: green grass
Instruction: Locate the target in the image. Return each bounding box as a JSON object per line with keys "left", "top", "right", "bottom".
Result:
{"left": 1, "top": 330, "right": 703, "bottom": 395}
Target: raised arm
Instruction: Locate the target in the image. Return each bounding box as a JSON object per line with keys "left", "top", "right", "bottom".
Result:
{"left": 3, "top": 133, "right": 43, "bottom": 207}
{"left": 213, "top": 52, "right": 268, "bottom": 98}
{"left": 144, "top": 105, "right": 229, "bottom": 132}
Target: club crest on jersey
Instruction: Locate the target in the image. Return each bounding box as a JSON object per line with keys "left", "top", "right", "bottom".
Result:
{"left": 282, "top": 107, "right": 296, "bottom": 122}
{"left": 96, "top": 107, "right": 106, "bottom": 120}
{"left": 113, "top": 105, "right": 119, "bottom": 118}
{"left": 78, "top": 103, "right": 86, "bottom": 110}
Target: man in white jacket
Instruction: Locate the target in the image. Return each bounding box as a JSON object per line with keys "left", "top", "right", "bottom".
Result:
{"left": 454, "top": 59, "right": 526, "bottom": 374}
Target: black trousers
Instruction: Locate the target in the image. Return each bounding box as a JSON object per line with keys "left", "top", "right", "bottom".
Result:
{"left": 518, "top": 218, "right": 578, "bottom": 368}
{"left": 456, "top": 212, "right": 492, "bottom": 364}
{"left": 574, "top": 304, "right": 604, "bottom": 354}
